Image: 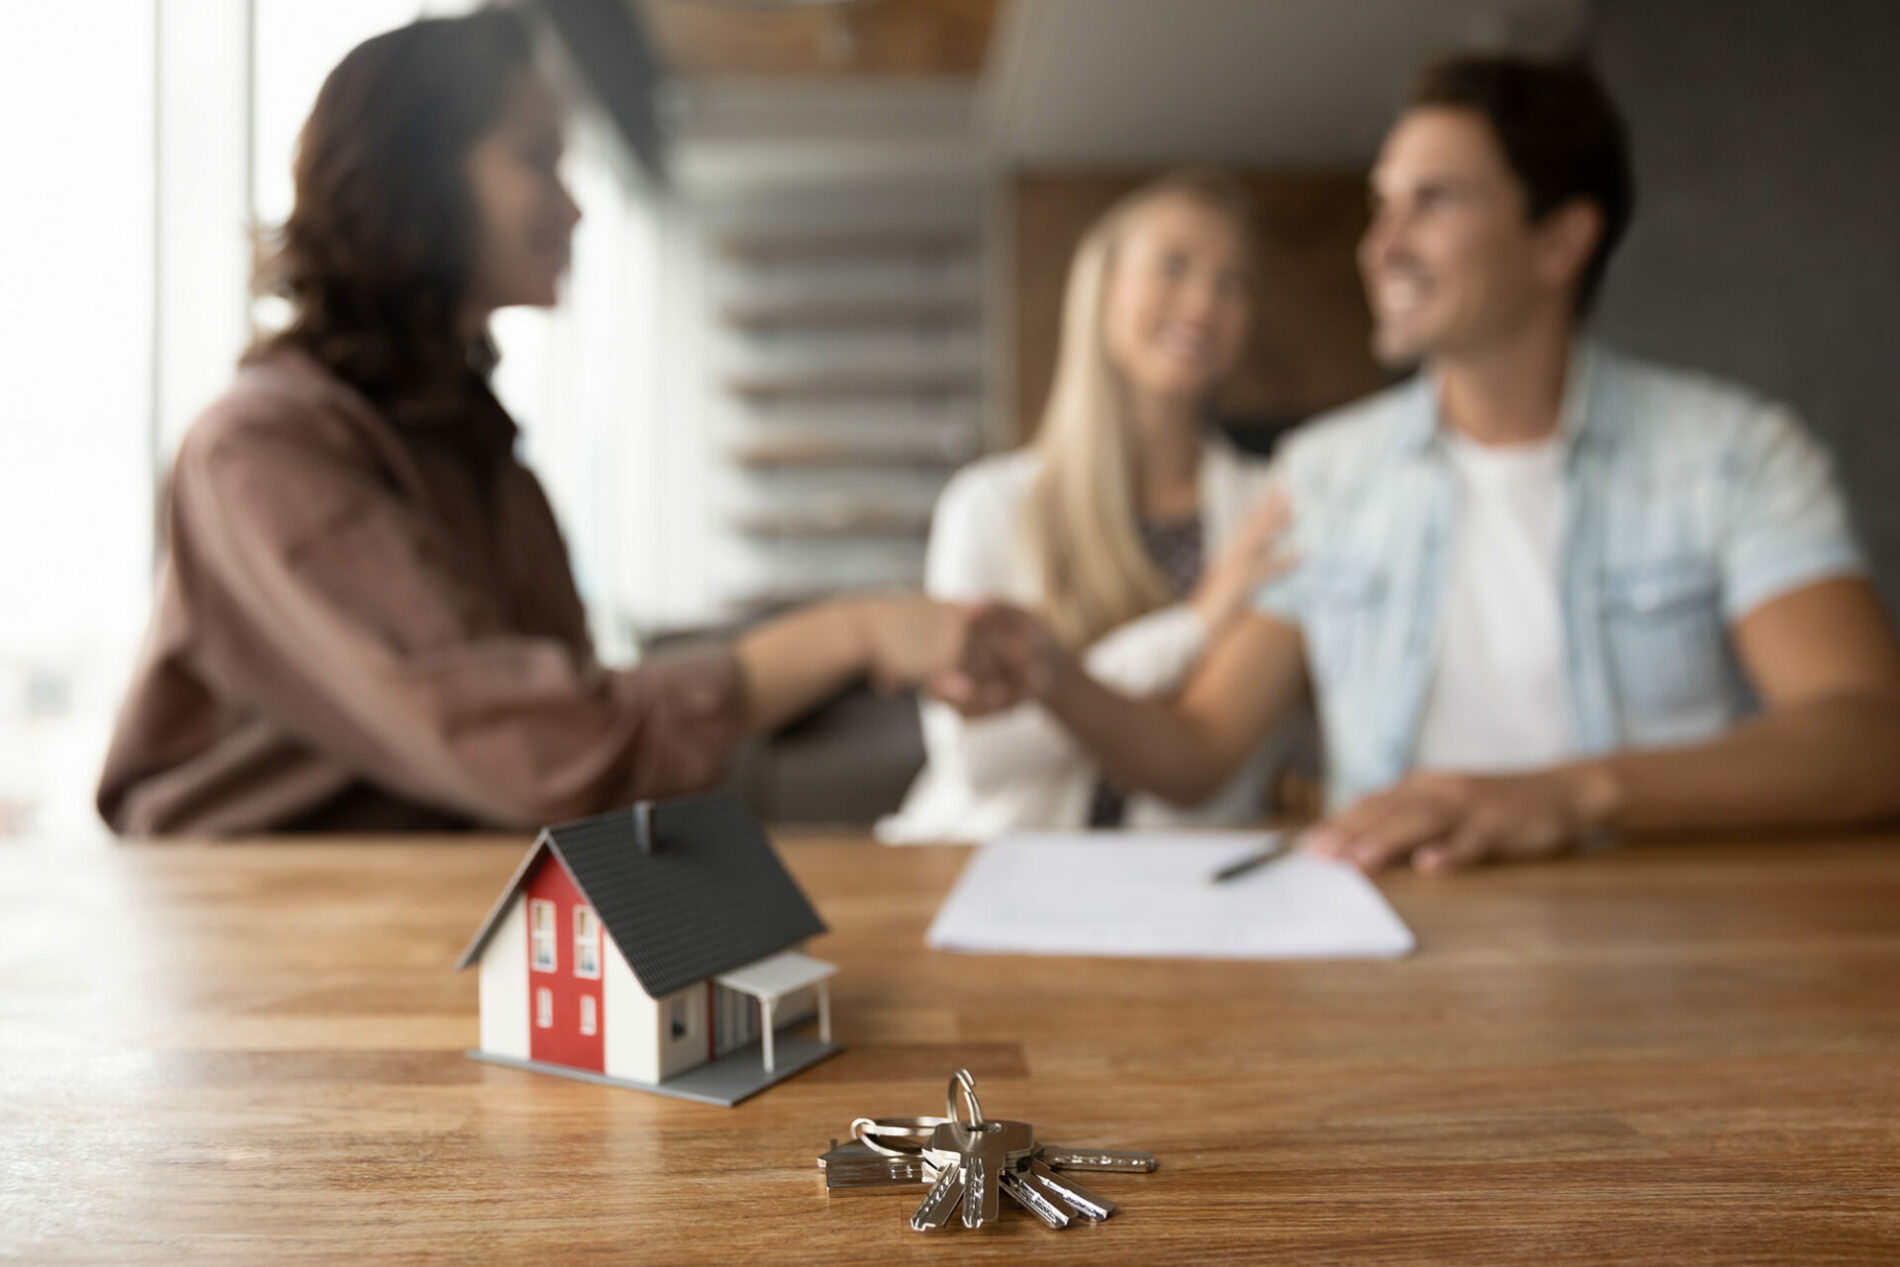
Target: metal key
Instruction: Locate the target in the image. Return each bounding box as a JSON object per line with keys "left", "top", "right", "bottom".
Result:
{"left": 1022, "top": 1158, "right": 1116, "bottom": 1220}
{"left": 926, "top": 1117, "right": 1037, "bottom": 1228}
{"left": 819, "top": 1114, "right": 961, "bottom": 1196}
{"left": 816, "top": 1139, "right": 932, "bottom": 1195}
{"left": 999, "top": 1169, "right": 1070, "bottom": 1229}
{"left": 923, "top": 1069, "right": 1037, "bottom": 1228}
{"left": 830, "top": 1069, "right": 1157, "bottom": 1233}
{"left": 1037, "top": 1144, "right": 1158, "bottom": 1173}
{"left": 909, "top": 1159, "right": 966, "bottom": 1230}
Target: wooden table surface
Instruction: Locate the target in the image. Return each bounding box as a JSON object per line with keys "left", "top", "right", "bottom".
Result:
{"left": 3, "top": 831, "right": 1898, "bottom": 1263}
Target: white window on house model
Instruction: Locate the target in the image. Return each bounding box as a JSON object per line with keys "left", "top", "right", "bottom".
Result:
{"left": 529, "top": 899, "right": 557, "bottom": 972}
{"left": 580, "top": 994, "right": 597, "bottom": 1037}
{"left": 535, "top": 987, "right": 552, "bottom": 1029}
{"left": 573, "top": 906, "right": 600, "bottom": 980}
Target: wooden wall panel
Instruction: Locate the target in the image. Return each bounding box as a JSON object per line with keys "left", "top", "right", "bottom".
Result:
{"left": 1013, "top": 171, "right": 1388, "bottom": 445}
{"left": 639, "top": 0, "right": 1000, "bottom": 77}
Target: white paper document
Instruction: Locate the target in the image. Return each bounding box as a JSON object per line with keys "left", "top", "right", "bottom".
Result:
{"left": 925, "top": 831, "right": 1415, "bottom": 960}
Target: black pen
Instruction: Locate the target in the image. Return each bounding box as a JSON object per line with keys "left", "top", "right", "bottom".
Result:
{"left": 1209, "top": 834, "right": 1295, "bottom": 884}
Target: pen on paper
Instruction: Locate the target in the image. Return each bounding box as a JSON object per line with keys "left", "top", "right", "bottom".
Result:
{"left": 1209, "top": 834, "right": 1296, "bottom": 884}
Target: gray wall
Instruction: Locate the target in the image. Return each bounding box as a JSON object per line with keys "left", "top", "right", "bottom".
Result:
{"left": 1588, "top": 0, "right": 1900, "bottom": 611}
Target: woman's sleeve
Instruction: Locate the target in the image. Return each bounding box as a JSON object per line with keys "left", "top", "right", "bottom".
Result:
{"left": 1077, "top": 603, "right": 1209, "bottom": 696}
{"left": 171, "top": 421, "right": 744, "bottom": 828}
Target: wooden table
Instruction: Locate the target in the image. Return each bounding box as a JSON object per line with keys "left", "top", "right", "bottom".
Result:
{"left": 3, "top": 832, "right": 1898, "bottom": 1263}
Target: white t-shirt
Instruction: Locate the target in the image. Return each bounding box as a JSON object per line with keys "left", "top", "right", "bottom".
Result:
{"left": 1413, "top": 432, "right": 1576, "bottom": 773}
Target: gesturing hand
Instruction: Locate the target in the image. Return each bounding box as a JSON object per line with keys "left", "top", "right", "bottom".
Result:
{"left": 1305, "top": 766, "right": 1618, "bottom": 875}
{"left": 1191, "top": 486, "right": 1297, "bottom": 635}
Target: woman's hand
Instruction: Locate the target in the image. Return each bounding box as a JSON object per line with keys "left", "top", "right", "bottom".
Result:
{"left": 1191, "top": 487, "right": 1295, "bottom": 636}
{"left": 851, "top": 596, "right": 964, "bottom": 691}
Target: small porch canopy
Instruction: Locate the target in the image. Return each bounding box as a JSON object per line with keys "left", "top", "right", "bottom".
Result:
{"left": 715, "top": 950, "right": 837, "bottom": 1073}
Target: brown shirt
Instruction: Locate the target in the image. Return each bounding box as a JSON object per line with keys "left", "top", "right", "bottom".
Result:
{"left": 97, "top": 347, "right": 744, "bottom": 836}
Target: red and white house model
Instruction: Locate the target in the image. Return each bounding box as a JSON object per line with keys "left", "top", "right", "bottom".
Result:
{"left": 455, "top": 793, "right": 841, "bottom": 1106}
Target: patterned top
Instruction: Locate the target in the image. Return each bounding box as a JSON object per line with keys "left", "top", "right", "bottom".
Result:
{"left": 1087, "top": 515, "right": 1206, "bottom": 828}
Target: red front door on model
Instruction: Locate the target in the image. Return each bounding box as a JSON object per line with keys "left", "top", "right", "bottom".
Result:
{"left": 525, "top": 857, "right": 605, "bottom": 1073}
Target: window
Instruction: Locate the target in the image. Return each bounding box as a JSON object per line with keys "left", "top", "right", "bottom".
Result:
{"left": 1, "top": 2, "right": 158, "bottom": 843}
{"left": 579, "top": 994, "right": 597, "bottom": 1037}
{"left": 669, "top": 995, "right": 690, "bottom": 1041}
{"left": 488, "top": 106, "right": 680, "bottom": 654}
{"left": 535, "top": 987, "right": 552, "bottom": 1030}
{"left": 573, "top": 906, "right": 600, "bottom": 979}
{"left": 529, "top": 899, "right": 557, "bottom": 972}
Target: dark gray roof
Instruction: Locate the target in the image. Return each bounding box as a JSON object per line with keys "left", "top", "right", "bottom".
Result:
{"left": 455, "top": 792, "right": 826, "bottom": 999}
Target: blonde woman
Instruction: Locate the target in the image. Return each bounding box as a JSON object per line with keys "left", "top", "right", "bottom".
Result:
{"left": 878, "top": 171, "right": 1292, "bottom": 842}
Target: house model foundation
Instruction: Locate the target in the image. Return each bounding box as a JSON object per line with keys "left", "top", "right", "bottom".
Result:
{"left": 455, "top": 792, "right": 841, "bottom": 1106}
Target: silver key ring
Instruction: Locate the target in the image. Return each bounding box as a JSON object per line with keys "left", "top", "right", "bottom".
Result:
{"left": 850, "top": 1115, "right": 952, "bottom": 1158}
{"left": 946, "top": 1068, "right": 983, "bottom": 1128}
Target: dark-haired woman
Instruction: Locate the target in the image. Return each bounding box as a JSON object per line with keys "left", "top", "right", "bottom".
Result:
{"left": 98, "top": 12, "right": 993, "bottom": 835}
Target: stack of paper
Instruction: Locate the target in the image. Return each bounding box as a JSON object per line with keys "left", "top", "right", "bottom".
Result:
{"left": 925, "top": 831, "right": 1415, "bottom": 960}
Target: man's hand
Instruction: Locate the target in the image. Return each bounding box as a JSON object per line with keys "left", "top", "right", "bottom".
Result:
{"left": 1305, "top": 765, "right": 1621, "bottom": 875}
{"left": 931, "top": 602, "right": 1070, "bottom": 715}
{"left": 1191, "top": 486, "right": 1297, "bottom": 636}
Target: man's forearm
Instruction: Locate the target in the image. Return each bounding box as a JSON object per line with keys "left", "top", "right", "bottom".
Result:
{"left": 1581, "top": 694, "right": 1900, "bottom": 836}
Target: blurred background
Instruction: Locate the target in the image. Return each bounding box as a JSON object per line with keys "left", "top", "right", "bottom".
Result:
{"left": 2, "top": 0, "right": 1896, "bottom": 840}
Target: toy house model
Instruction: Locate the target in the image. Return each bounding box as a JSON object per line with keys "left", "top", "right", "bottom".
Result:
{"left": 455, "top": 792, "right": 841, "bottom": 1106}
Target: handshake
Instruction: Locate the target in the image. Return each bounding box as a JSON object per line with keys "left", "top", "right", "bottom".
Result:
{"left": 858, "top": 487, "right": 1292, "bottom": 715}
{"left": 857, "top": 598, "right": 1066, "bottom": 717}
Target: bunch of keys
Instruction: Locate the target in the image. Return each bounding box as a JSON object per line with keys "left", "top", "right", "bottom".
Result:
{"left": 815, "top": 1069, "right": 1155, "bottom": 1231}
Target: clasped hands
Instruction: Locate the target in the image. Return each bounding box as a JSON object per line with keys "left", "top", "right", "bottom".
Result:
{"left": 858, "top": 596, "right": 1061, "bottom": 717}
{"left": 934, "top": 602, "right": 1064, "bottom": 715}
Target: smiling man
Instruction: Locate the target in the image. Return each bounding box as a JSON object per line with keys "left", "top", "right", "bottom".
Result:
{"left": 965, "top": 53, "right": 1900, "bottom": 872}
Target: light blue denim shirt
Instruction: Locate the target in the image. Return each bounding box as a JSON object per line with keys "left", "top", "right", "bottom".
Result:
{"left": 1256, "top": 341, "right": 1867, "bottom": 810}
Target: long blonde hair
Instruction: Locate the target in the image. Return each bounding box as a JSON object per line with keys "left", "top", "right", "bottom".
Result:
{"left": 1021, "top": 169, "right": 1254, "bottom": 650}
